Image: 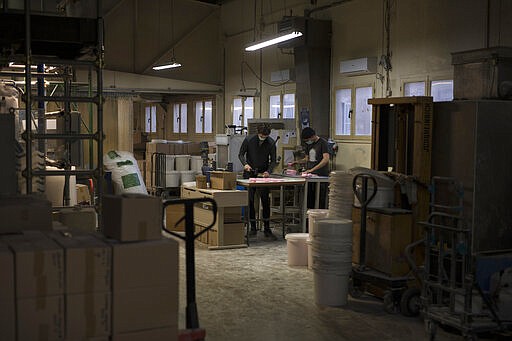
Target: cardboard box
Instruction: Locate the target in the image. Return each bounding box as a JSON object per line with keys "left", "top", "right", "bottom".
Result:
{"left": 66, "top": 292, "right": 111, "bottom": 339}
{"left": 210, "top": 171, "right": 237, "bottom": 190}
{"left": 146, "top": 142, "right": 169, "bottom": 155}
{"left": 55, "top": 207, "right": 97, "bottom": 233}
{"left": 17, "top": 295, "right": 65, "bottom": 340}
{"left": 112, "top": 287, "right": 178, "bottom": 334}
{"left": 102, "top": 194, "right": 163, "bottom": 242}
{"left": 46, "top": 231, "right": 111, "bottom": 294}
{"left": 111, "top": 238, "right": 178, "bottom": 291}
{"left": 209, "top": 222, "right": 245, "bottom": 247}
{"left": 2, "top": 231, "right": 64, "bottom": 298}
{"left": 112, "top": 327, "right": 177, "bottom": 341}
{"left": 0, "top": 241, "right": 15, "bottom": 341}
{"left": 187, "top": 142, "right": 201, "bottom": 155}
{"left": 224, "top": 207, "right": 242, "bottom": 222}
{"left": 165, "top": 204, "right": 185, "bottom": 231}
{"left": 0, "top": 195, "right": 52, "bottom": 233}
{"left": 76, "top": 184, "right": 91, "bottom": 204}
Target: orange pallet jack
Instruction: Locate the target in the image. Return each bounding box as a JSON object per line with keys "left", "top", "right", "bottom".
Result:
{"left": 163, "top": 198, "right": 218, "bottom": 341}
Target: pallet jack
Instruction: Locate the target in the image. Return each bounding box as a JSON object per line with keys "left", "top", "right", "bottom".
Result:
{"left": 163, "top": 198, "right": 218, "bottom": 341}
{"left": 350, "top": 173, "right": 422, "bottom": 316}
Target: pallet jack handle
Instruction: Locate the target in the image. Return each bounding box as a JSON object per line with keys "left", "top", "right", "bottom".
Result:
{"left": 352, "top": 173, "right": 377, "bottom": 269}
{"left": 163, "top": 198, "right": 218, "bottom": 333}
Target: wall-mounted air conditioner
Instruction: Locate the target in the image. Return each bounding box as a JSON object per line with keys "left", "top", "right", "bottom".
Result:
{"left": 270, "top": 69, "right": 295, "bottom": 83}
{"left": 340, "top": 57, "right": 377, "bottom": 76}
{"left": 235, "top": 88, "right": 259, "bottom": 97}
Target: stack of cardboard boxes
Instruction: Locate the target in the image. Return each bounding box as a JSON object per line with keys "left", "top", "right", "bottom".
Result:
{"left": 102, "top": 194, "right": 178, "bottom": 340}
{"left": 0, "top": 193, "right": 179, "bottom": 341}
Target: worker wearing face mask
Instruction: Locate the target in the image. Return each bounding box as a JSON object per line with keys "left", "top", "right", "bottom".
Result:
{"left": 238, "top": 123, "right": 277, "bottom": 240}
{"left": 296, "top": 127, "right": 330, "bottom": 208}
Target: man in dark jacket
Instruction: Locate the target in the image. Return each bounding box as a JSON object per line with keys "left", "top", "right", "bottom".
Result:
{"left": 300, "top": 127, "right": 330, "bottom": 209}
{"left": 238, "top": 123, "right": 277, "bottom": 240}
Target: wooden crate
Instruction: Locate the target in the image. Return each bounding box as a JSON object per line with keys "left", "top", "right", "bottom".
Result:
{"left": 352, "top": 207, "right": 413, "bottom": 276}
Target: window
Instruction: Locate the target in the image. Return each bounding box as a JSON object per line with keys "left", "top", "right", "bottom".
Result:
{"left": 431, "top": 80, "right": 453, "bottom": 102}
{"left": 404, "top": 81, "right": 426, "bottom": 96}
{"left": 269, "top": 93, "right": 295, "bottom": 118}
{"left": 145, "top": 105, "right": 157, "bottom": 133}
{"left": 335, "top": 89, "right": 351, "bottom": 136}
{"left": 173, "top": 103, "right": 187, "bottom": 134}
{"left": 233, "top": 97, "right": 254, "bottom": 128}
{"left": 195, "top": 100, "right": 213, "bottom": 134}
{"left": 334, "top": 86, "right": 373, "bottom": 137}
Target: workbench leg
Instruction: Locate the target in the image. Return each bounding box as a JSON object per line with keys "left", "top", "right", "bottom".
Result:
{"left": 302, "top": 183, "right": 308, "bottom": 232}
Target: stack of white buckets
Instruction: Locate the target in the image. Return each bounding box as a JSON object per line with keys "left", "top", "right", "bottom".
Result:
{"left": 164, "top": 155, "right": 201, "bottom": 187}
{"left": 310, "top": 170, "right": 354, "bottom": 306}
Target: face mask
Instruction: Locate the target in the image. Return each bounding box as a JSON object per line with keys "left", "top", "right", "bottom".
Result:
{"left": 305, "top": 140, "right": 314, "bottom": 145}
{"left": 258, "top": 136, "right": 267, "bottom": 141}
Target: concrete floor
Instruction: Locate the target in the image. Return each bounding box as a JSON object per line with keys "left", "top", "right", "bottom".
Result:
{"left": 172, "top": 233, "right": 461, "bottom": 341}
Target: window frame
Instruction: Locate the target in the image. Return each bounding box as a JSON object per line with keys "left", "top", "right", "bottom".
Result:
{"left": 172, "top": 102, "right": 188, "bottom": 135}
{"left": 332, "top": 84, "right": 374, "bottom": 141}
{"left": 268, "top": 92, "right": 296, "bottom": 119}
{"left": 194, "top": 99, "right": 214, "bottom": 135}
{"left": 232, "top": 96, "right": 254, "bottom": 128}
{"left": 144, "top": 105, "right": 157, "bottom": 134}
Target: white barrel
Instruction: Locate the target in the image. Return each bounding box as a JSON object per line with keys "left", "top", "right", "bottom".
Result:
{"left": 175, "top": 155, "right": 191, "bottom": 171}
{"left": 180, "top": 170, "right": 197, "bottom": 184}
{"left": 307, "top": 238, "right": 313, "bottom": 270}
{"left": 307, "top": 209, "right": 329, "bottom": 238}
{"left": 165, "top": 155, "right": 175, "bottom": 171}
{"left": 314, "top": 272, "right": 350, "bottom": 306}
{"left": 165, "top": 171, "right": 180, "bottom": 187}
{"left": 190, "top": 156, "right": 203, "bottom": 172}
{"left": 285, "top": 233, "right": 309, "bottom": 266}
{"left": 311, "top": 218, "right": 352, "bottom": 307}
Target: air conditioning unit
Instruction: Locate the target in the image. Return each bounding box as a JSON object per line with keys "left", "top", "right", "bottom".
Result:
{"left": 271, "top": 69, "right": 295, "bottom": 83}
{"left": 235, "top": 88, "right": 259, "bottom": 97}
{"left": 340, "top": 57, "right": 377, "bottom": 76}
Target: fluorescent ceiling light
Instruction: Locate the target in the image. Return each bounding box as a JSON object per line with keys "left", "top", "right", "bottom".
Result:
{"left": 153, "top": 58, "right": 182, "bottom": 71}
{"left": 245, "top": 31, "right": 303, "bottom": 51}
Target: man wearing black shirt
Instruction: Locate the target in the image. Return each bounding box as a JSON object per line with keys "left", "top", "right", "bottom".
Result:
{"left": 238, "top": 124, "right": 277, "bottom": 240}
{"left": 299, "top": 127, "right": 330, "bottom": 209}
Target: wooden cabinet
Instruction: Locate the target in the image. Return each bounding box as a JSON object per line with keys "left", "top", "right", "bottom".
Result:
{"left": 181, "top": 185, "right": 247, "bottom": 249}
{"left": 368, "top": 96, "right": 433, "bottom": 242}
{"left": 352, "top": 207, "right": 413, "bottom": 276}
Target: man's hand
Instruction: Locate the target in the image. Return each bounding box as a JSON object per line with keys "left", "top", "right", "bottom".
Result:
{"left": 244, "top": 164, "right": 252, "bottom": 171}
{"left": 262, "top": 171, "right": 270, "bottom": 178}
{"left": 303, "top": 169, "right": 312, "bottom": 174}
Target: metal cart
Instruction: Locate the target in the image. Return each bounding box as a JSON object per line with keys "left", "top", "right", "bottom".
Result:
{"left": 349, "top": 173, "right": 422, "bottom": 316}
{"left": 421, "top": 177, "right": 512, "bottom": 340}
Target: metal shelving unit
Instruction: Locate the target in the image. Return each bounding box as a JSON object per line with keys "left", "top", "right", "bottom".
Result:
{"left": 0, "top": 0, "right": 105, "bottom": 227}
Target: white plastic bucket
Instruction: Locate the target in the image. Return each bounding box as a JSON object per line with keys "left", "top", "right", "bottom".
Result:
{"left": 175, "top": 155, "right": 191, "bottom": 171}
{"left": 190, "top": 156, "right": 203, "bottom": 172}
{"left": 165, "top": 171, "right": 180, "bottom": 187}
{"left": 314, "top": 271, "right": 350, "bottom": 306}
{"left": 165, "top": 155, "right": 175, "bottom": 171}
{"left": 312, "top": 219, "right": 352, "bottom": 240}
{"left": 285, "top": 233, "right": 309, "bottom": 266}
{"left": 353, "top": 186, "right": 394, "bottom": 208}
{"left": 307, "top": 239, "right": 313, "bottom": 270}
{"left": 307, "top": 209, "right": 329, "bottom": 237}
{"left": 181, "top": 170, "right": 197, "bottom": 184}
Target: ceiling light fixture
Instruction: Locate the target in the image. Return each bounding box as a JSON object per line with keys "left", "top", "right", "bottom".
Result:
{"left": 245, "top": 31, "right": 303, "bottom": 51}
{"left": 152, "top": 59, "right": 182, "bottom": 71}
{"left": 153, "top": 0, "right": 182, "bottom": 71}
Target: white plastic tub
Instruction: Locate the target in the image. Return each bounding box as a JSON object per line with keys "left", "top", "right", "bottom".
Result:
{"left": 285, "top": 233, "right": 309, "bottom": 266}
